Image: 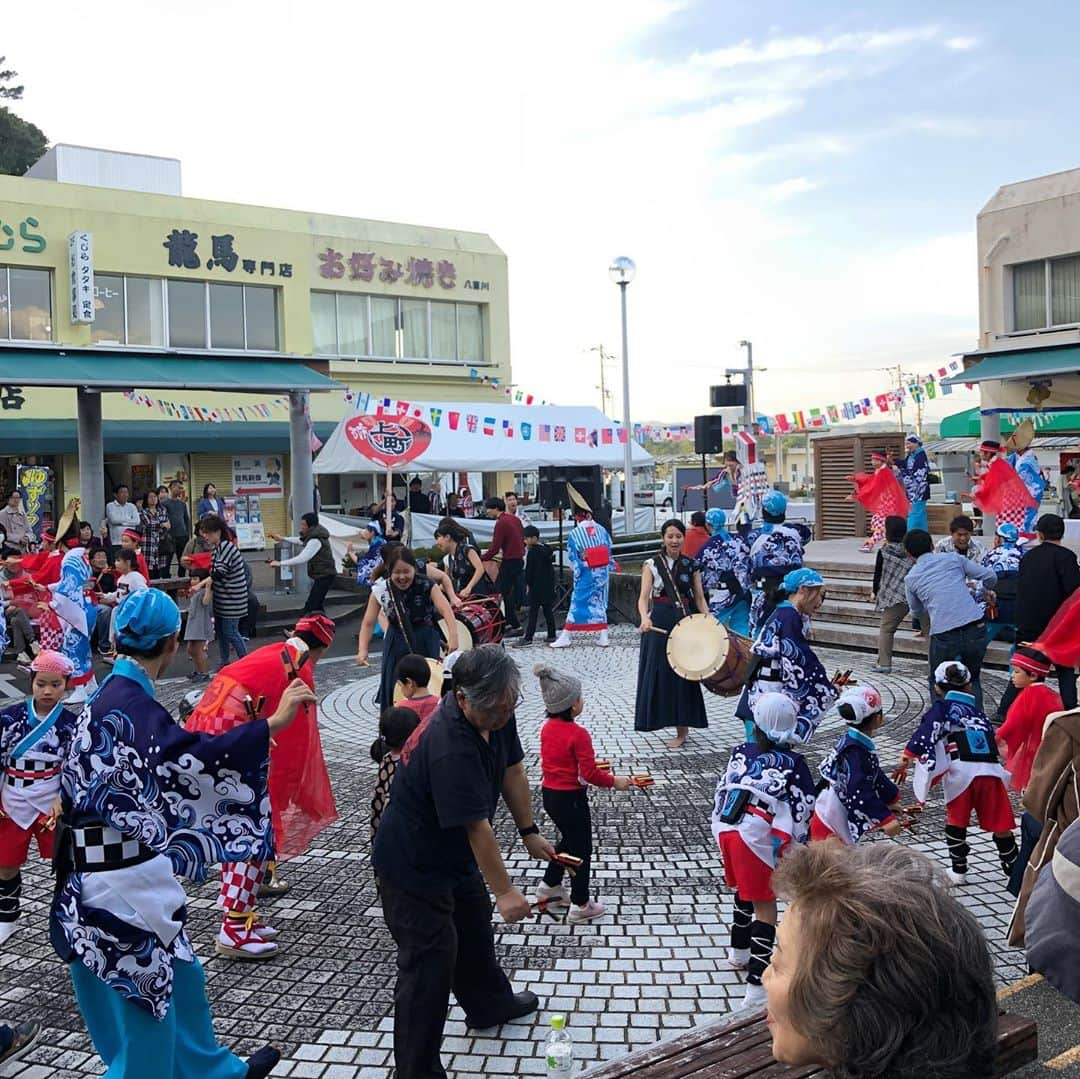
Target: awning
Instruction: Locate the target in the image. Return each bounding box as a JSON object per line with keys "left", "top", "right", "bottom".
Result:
{"left": 939, "top": 407, "right": 1080, "bottom": 438}
{"left": 923, "top": 435, "right": 1080, "bottom": 454}
{"left": 0, "top": 347, "right": 341, "bottom": 391}
{"left": 0, "top": 419, "right": 339, "bottom": 455}
{"left": 943, "top": 345, "right": 1080, "bottom": 386}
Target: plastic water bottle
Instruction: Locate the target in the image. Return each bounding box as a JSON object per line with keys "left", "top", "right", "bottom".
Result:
{"left": 545, "top": 1014, "right": 574, "bottom": 1075}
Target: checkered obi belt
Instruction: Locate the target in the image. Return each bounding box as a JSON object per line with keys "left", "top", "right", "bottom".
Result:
{"left": 69, "top": 824, "right": 155, "bottom": 873}
{"left": 5, "top": 757, "right": 62, "bottom": 789}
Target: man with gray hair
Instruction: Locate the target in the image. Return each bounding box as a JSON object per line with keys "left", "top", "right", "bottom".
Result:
{"left": 373, "top": 645, "right": 555, "bottom": 1079}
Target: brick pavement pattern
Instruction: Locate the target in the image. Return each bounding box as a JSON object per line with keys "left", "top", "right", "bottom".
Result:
{"left": 0, "top": 633, "right": 1033, "bottom": 1077}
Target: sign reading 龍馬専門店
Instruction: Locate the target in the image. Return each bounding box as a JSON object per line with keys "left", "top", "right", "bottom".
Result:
{"left": 162, "top": 228, "right": 293, "bottom": 279}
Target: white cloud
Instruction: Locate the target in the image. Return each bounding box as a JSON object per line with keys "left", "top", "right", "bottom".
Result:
{"left": 763, "top": 177, "right": 822, "bottom": 200}
{"left": 945, "top": 35, "right": 980, "bottom": 50}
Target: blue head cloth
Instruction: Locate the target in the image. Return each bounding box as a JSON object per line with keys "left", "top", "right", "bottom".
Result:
{"left": 365, "top": 520, "right": 382, "bottom": 535}
{"left": 783, "top": 567, "right": 824, "bottom": 593}
{"left": 762, "top": 489, "right": 787, "bottom": 516}
{"left": 705, "top": 508, "right": 727, "bottom": 533}
{"left": 114, "top": 589, "right": 182, "bottom": 650}
{"left": 996, "top": 522, "right": 1020, "bottom": 544}
{"left": 905, "top": 433, "right": 922, "bottom": 446}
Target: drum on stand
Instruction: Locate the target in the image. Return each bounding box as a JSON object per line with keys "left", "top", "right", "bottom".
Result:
{"left": 666, "top": 613, "right": 751, "bottom": 698}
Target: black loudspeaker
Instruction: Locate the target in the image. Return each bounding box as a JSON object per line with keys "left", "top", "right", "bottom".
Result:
{"left": 710, "top": 384, "right": 747, "bottom": 408}
{"left": 538, "top": 465, "right": 604, "bottom": 519}
{"left": 694, "top": 414, "right": 725, "bottom": 455}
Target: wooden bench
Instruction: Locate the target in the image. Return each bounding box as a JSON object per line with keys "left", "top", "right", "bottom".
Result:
{"left": 582, "top": 1009, "right": 1037, "bottom": 1077}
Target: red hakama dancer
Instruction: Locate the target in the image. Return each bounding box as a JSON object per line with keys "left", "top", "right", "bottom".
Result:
{"left": 849, "top": 454, "right": 910, "bottom": 553}
{"left": 186, "top": 614, "right": 338, "bottom": 959}
{"left": 19, "top": 532, "right": 65, "bottom": 651}
{"left": 973, "top": 457, "right": 1038, "bottom": 535}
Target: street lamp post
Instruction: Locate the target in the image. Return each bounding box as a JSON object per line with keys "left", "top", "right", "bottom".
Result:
{"left": 609, "top": 256, "right": 636, "bottom": 536}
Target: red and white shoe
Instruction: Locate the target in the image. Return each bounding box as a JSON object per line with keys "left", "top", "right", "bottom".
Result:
{"left": 215, "top": 913, "right": 279, "bottom": 960}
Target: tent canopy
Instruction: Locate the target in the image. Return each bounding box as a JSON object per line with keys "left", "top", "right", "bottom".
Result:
{"left": 314, "top": 401, "right": 654, "bottom": 473}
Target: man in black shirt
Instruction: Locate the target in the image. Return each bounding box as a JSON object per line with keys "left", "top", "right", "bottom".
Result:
{"left": 998, "top": 513, "right": 1080, "bottom": 717}
{"left": 373, "top": 646, "right": 554, "bottom": 1078}
{"left": 407, "top": 476, "right": 430, "bottom": 516}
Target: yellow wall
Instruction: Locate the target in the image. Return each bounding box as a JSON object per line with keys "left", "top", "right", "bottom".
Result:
{"left": 0, "top": 174, "right": 511, "bottom": 424}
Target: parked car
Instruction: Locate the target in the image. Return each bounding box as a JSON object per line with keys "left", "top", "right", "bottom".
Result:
{"left": 637, "top": 481, "right": 673, "bottom": 510}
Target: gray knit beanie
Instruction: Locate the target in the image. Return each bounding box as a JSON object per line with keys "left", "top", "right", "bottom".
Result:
{"left": 533, "top": 663, "right": 583, "bottom": 714}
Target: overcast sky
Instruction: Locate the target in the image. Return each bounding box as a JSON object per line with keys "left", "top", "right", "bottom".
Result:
{"left": 7, "top": 0, "right": 1078, "bottom": 423}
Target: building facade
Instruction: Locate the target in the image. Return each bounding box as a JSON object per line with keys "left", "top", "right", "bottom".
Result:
{"left": 0, "top": 148, "right": 511, "bottom": 541}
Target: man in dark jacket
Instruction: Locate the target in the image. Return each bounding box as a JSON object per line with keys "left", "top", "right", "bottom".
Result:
{"left": 269, "top": 513, "right": 338, "bottom": 614}
{"left": 998, "top": 513, "right": 1080, "bottom": 717}
{"left": 518, "top": 525, "right": 557, "bottom": 644}
{"left": 162, "top": 480, "right": 192, "bottom": 576}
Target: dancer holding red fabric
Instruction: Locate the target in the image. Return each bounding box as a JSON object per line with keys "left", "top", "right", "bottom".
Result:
{"left": 972, "top": 456, "right": 1038, "bottom": 534}
{"left": 848, "top": 451, "right": 910, "bottom": 554}
{"left": 186, "top": 614, "right": 338, "bottom": 959}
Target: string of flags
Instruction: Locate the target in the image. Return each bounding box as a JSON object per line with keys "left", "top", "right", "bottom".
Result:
{"left": 122, "top": 390, "right": 290, "bottom": 422}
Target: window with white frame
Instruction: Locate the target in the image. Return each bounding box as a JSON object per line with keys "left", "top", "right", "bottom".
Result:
{"left": 311, "top": 291, "right": 485, "bottom": 364}
{"left": 91, "top": 275, "right": 278, "bottom": 350}
{"left": 0, "top": 265, "right": 52, "bottom": 341}
{"left": 1011, "top": 254, "right": 1080, "bottom": 331}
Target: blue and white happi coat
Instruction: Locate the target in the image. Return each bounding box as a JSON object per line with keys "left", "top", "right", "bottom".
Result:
{"left": 695, "top": 532, "right": 749, "bottom": 613}
{"left": 903, "top": 691, "right": 1009, "bottom": 805}
{"left": 976, "top": 541, "right": 1024, "bottom": 615}
{"left": 745, "top": 523, "right": 809, "bottom": 635}
{"left": 813, "top": 728, "right": 899, "bottom": 844}
{"left": 711, "top": 741, "right": 816, "bottom": 867}
{"left": 1, "top": 698, "right": 78, "bottom": 830}
{"left": 1007, "top": 450, "right": 1047, "bottom": 532}
{"left": 48, "top": 548, "right": 98, "bottom": 688}
{"left": 565, "top": 520, "right": 612, "bottom": 631}
{"left": 896, "top": 448, "right": 930, "bottom": 503}
{"left": 354, "top": 535, "right": 386, "bottom": 586}
{"left": 745, "top": 602, "right": 837, "bottom": 744}
{"left": 52, "top": 658, "right": 273, "bottom": 1020}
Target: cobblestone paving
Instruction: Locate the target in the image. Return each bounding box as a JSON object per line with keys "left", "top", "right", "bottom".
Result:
{"left": 0, "top": 634, "right": 1047, "bottom": 1076}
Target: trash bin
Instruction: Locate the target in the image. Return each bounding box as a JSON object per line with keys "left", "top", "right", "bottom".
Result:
{"left": 273, "top": 542, "right": 294, "bottom": 595}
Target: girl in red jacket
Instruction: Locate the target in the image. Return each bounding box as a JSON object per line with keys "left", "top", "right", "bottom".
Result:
{"left": 997, "top": 647, "right": 1063, "bottom": 793}
{"left": 535, "top": 663, "right": 632, "bottom": 923}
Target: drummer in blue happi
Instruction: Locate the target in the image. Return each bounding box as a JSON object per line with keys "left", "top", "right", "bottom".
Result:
{"left": 694, "top": 508, "right": 750, "bottom": 637}
{"left": 893, "top": 434, "right": 931, "bottom": 532}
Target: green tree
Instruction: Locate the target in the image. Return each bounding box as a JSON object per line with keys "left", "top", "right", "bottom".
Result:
{"left": 0, "top": 56, "right": 48, "bottom": 176}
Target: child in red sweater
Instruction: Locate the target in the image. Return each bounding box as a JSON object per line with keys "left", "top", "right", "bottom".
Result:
{"left": 997, "top": 647, "right": 1063, "bottom": 793}
{"left": 535, "top": 663, "right": 632, "bottom": 923}
{"left": 394, "top": 653, "right": 441, "bottom": 722}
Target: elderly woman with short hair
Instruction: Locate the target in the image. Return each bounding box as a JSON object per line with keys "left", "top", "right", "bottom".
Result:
{"left": 764, "top": 841, "right": 998, "bottom": 1078}
{"left": 372, "top": 645, "right": 556, "bottom": 1079}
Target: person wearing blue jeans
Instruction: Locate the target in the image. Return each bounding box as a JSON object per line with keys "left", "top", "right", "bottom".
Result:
{"left": 216, "top": 617, "right": 247, "bottom": 667}
{"left": 903, "top": 529, "right": 996, "bottom": 711}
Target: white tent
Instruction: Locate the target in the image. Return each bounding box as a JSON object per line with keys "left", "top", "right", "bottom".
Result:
{"left": 313, "top": 401, "right": 654, "bottom": 473}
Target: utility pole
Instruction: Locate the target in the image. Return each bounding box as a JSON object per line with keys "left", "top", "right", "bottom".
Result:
{"left": 726, "top": 340, "right": 757, "bottom": 431}
{"left": 880, "top": 364, "right": 927, "bottom": 438}
{"left": 590, "top": 345, "right": 615, "bottom": 414}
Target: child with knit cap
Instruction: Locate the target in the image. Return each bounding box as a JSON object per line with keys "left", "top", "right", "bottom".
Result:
{"left": 997, "top": 646, "right": 1062, "bottom": 793}
{"left": 535, "top": 663, "right": 632, "bottom": 923}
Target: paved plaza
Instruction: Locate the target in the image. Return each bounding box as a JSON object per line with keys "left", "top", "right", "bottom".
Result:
{"left": 2, "top": 631, "right": 1079, "bottom": 1077}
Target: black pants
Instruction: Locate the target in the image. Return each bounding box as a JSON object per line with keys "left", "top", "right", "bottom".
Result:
{"left": 997, "top": 664, "right": 1077, "bottom": 720}
{"left": 378, "top": 872, "right": 515, "bottom": 1079}
{"left": 541, "top": 787, "right": 593, "bottom": 905}
{"left": 525, "top": 601, "right": 556, "bottom": 641}
{"left": 497, "top": 558, "right": 524, "bottom": 630}
{"left": 928, "top": 620, "right": 988, "bottom": 709}
{"left": 304, "top": 574, "right": 335, "bottom": 614}
{"left": 171, "top": 536, "right": 189, "bottom": 576}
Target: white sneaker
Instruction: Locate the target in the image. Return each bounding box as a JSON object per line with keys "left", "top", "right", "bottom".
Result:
{"left": 567, "top": 900, "right": 606, "bottom": 924}
{"left": 15, "top": 652, "right": 30, "bottom": 665}
{"left": 946, "top": 868, "right": 967, "bottom": 886}
{"left": 29, "top": 641, "right": 41, "bottom": 656}
{"left": 549, "top": 632, "right": 571, "bottom": 649}
{"left": 724, "top": 947, "right": 750, "bottom": 970}
{"left": 740, "top": 983, "right": 767, "bottom": 1011}
{"left": 535, "top": 882, "right": 569, "bottom": 905}
{"left": 0, "top": 921, "right": 19, "bottom": 946}
{"left": 597, "top": 630, "right": 610, "bottom": 647}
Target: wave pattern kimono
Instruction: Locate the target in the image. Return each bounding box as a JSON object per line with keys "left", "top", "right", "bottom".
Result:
{"left": 52, "top": 659, "right": 273, "bottom": 1020}
{"left": 813, "top": 728, "right": 899, "bottom": 843}
{"left": 565, "top": 520, "right": 612, "bottom": 631}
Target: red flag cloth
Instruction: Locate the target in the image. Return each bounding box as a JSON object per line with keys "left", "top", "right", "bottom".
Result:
{"left": 972, "top": 458, "right": 1037, "bottom": 527}
{"left": 850, "top": 468, "right": 910, "bottom": 518}
{"left": 186, "top": 642, "right": 338, "bottom": 859}
{"left": 1033, "top": 588, "right": 1080, "bottom": 668}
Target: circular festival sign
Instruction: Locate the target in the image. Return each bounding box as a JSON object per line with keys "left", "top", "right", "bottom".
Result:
{"left": 344, "top": 414, "right": 432, "bottom": 468}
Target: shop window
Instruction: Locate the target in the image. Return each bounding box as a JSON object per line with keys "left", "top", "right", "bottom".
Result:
{"left": 0, "top": 266, "right": 52, "bottom": 341}
{"left": 1011, "top": 255, "right": 1080, "bottom": 331}
{"left": 167, "top": 279, "right": 207, "bottom": 348}
{"left": 92, "top": 274, "right": 165, "bottom": 346}
{"left": 244, "top": 285, "right": 278, "bottom": 351}
{"left": 210, "top": 282, "right": 245, "bottom": 349}
{"left": 311, "top": 291, "right": 485, "bottom": 364}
